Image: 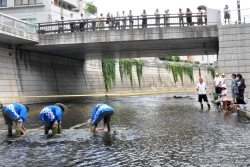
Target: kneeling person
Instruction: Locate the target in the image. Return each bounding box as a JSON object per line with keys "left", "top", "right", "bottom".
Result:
{"left": 2, "top": 103, "right": 29, "bottom": 137}
{"left": 196, "top": 78, "right": 210, "bottom": 110}
{"left": 232, "top": 93, "right": 246, "bottom": 116}
{"left": 91, "top": 104, "right": 114, "bottom": 133}
{"left": 39, "top": 103, "right": 68, "bottom": 135}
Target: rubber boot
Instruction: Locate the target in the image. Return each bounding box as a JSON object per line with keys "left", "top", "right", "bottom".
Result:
{"left": 45, "top": 124, "right": 49, "bottom": 135}
{"left": 8, "top": 130, "right": 12, "bottom": 137}
{"left": 52, "top": 121, "right": 58, "bottom": 135}
{"left": 15, "top": 119, "right": 23, "bottom": 137}
{"left": 208, "top": 104, "right": 211, "bottom": 110}
{"left": 58, "top": 123, "right": 62, "bottom": 134}
{"left": 90, "top": 125, "right": 95, "bottom": 133}
{"left": 201, "top": 104, "right": 203, "bottom": 110}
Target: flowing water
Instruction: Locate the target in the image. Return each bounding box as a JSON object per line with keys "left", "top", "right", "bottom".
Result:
{"left": 1, "top": 93, "right": 250, "bottom": 167}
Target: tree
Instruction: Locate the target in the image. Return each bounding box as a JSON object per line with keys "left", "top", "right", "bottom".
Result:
{"left": 84, "top": 3, "right": 97, "bottom": 13}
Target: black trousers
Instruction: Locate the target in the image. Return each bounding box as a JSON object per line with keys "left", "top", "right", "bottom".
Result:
{"left": 70, "top": 23, "right": 74, "bottom": 32}
{"left": 215, "top": 87, "right": 221, "bottom": 94}
{"left": 239, "top": 89, "right": 245, "bottom": 100}
{"left": 142, "top": 19, "right": 147, "bottom": 28}
{"left": 80, "top": 23, "right": 86, "bottom": 31}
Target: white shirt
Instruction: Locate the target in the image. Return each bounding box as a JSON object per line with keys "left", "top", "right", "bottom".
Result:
{"left": 89, "top": 14, "right": 97, "bottom": 21}
{"left": 196, "top": 82, "right": 207, "bottom": 94}
{"left": 220, "top": 77, "right": 226, "bottom": 86}
{"left": 214, "top": 77, "right": 222, "bottom": 86}
{"left": 69, "top": 17, "right": 75, "bottom": 22}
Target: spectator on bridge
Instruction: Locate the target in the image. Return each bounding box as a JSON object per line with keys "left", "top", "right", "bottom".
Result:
{"left": 39, "top": 103, "right": 68, "bottom": 135}
{"left": 186, "top": 8, "right": 192, "bottom": 26}
{"left": 196, "top": 78, "right": 210, "bottom": 110}
{"left": 204, "top": 8, "right": 207, "bottom": 25}
{"left": 236, "top": 73, "right": 246, "bottom": 100}
{"left": 111, "top": 14, "right": 115, "bottom": 29}
{"left": 79, "top": 14, "right": 86, "bottom": 31}
{"left": 214, "top": 72, "right": 222, "bottom": 94}
{"left": 89, "top": 13, "right": 97, "bottom": 31}
{"left": 115, "top": 11, "right": 121, "bottom": 29}
{"left": 164, "top": 9, "right": 170, "bottom": 27}
{"left": 106, "top": 12, "right": 112, "bottom": 30}
{"left": 141, "top": 9, "right": 147, "bottom": 28}
{"left": 58, "top": 16, "right": 64, "bottom": 33}
{"left": 99, "top": 13, "right": 105, "bottom": 30}
{"left": 197, "top": 8, "right": 203, "bottom": 26}
{"left": 232, "top": 93, "right": 247, "bottom": 116}
{"left": 90, "top": 103, "right": 115, "bottom": 133}
{"left": 220, "top": 84, "right": 228, "bottom": 113}
{"left": 231, "top": 73, "right": 239, "bottom": 103}
{"left": 178, "top": 8, "right": 184, "bottom": 26}
{"left": 121, "top": 11, "right": 127, "bottom": 29}
{"left": 224, "top": 5, "right": 230, "bottom": 25}
{"left": 69, "top": 13, "right": 75, "bottom": 32}
{"left": 154, "top": 8, "right": 161, "bottom": 27}
{"left": 128, "top": 10, "right": 133, "bottom": 29}
{"left": 2, "top": 103, "right": 29, "bottom": 137}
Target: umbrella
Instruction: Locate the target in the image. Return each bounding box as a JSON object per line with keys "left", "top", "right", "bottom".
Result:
{"left": 197, "top": 5, "right": 207, "bottom": 10}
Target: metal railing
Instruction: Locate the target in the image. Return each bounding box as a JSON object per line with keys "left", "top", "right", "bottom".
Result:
{"left": 0, "top": 12, "right": 37, "bottom": 34}
{"left": 38, "top": 13, "right": 207, "bottom": 34}
{"left": 219, "top": 8, "right": 250, "bottom": 24}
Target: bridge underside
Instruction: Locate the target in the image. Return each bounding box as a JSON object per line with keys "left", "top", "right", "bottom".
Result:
{"left": 20, "top": 37, "right": 218, "bottom": 60}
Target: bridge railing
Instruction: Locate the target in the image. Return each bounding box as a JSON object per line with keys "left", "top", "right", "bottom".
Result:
{"left": 38, "top": 14, "right": 207, "bottom": 34}
{"left": 219, "top": 8, "right": 250, "bottom": 24}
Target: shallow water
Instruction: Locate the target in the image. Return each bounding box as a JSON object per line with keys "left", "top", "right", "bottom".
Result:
{"left": 1, "top": 93, "right": 250, "bottom": 166}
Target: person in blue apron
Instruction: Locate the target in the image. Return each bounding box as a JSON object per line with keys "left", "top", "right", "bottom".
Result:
{"left": 39, "top": 103, "right": 68, "bottom": 135}
{"left": 90, "top": 104, "right": 115, "bottom": 133}
{"left": 2, "top": 103, "right": 29, "bottom": 137}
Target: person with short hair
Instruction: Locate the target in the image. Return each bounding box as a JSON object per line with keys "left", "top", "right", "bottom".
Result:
{"left": 69, "top": 13, "right": 75, "bottom": 32}
{"left": 79, "top": 14, "right": 86, "bottom": 31}
{"left": 58, "top": 16, "right": 64, "bottom": 33}
{"left": 90, "top": 103, "right": 115, "bottom": 133}
{"left": 106, "top": 12, "right": 112, "bottom": 30}
{"left": 236, "top": 73, "right": 246, "bottom": 100}
{"left": 128, "top": 10, "right": 133, "bottom": 29}
{"left": 214, "top": 72, "right": 222, "bottom": 94}
{"left": 141, "top": 9, "right": 147, "bottom": 28}
{"left": 89, "top": 12, "right": 97, "bottom": 31}
{"left": 178, "top": 8, "right": 184, "bottom": 26}
{"left": 39, "top": 103, "right": 68, "bottom": 135}
{"left": 99, "top": 13, "right": 105, "bottom": 30}
{"left": 115, "top": 11, "right": 121, "bottom": 29}
{"left": 164, "top": 9, "right": 170, "bottom": 27}
{"left": 197, "top": 8, "right": 203, "bottom": 26}
{"left": 196, "top": 78, "right": 210, "bottom": 110}
{"left": 231, "top": 73, "right": 238, "bottom": 103}
{"left": 186, "top": 8, "right": 192, "bottom": 26}
{"left": 224, "top": 5, "right": 230, "bottom": 24}
{"left": 2, "top": 103, "right": 29, "bottom": 137}
{"left": 121, "top": 11, "right": 127, "bottom": 29}
{"left": 220, "top": 84, "right": 228, "bottom": 113}
{"left": 232, "top": 93, "right": 247, "bottom": 116}
{"left": 154, "top": 8, "right": 161, "bottom": 27}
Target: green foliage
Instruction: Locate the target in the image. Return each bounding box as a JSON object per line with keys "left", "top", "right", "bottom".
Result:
{"left": 159, "top": 57, "right": 167, "bottom": 60}
{"left": 119, "top": 59, "right": 134, "bottom": 86}
{"left": 165, "top": 63, "right": 194, "bottom": 84}
{"left": 102, "top": 59, "right": 116, "bottom": 92}
{"left": 207, "top": 66, "right": 215, "bottom": 78}
{"left": 199, "top": 67, "right": 201, "bottom": 77}
{"left": 135, "top": 60, "right": 144, "bottom": 87}
{"left": 173, "top": 56, "right": 181, "bottom": 62}
{"left": 195, "top": 61, "right": 200, "bottom": 64}
{"left": 167, "top": 56, "right": 173, "bottom": 61}
{"left": 84, "top": 3, "right": 97, "bottom": 13}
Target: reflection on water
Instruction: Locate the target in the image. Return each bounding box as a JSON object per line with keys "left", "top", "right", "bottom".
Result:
{"left": 1, "top": 93, "right": 250, "bottom": 166}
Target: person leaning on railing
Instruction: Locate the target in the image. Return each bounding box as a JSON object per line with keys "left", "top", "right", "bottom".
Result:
{"left": 79, "top": 14, "right": 86, "bottom": 31}
{"left": 141, "top": 9, "right": 147, "bottom": 28}
{"left": 99, "top": 13, "right": 105, "bottom": 30}
{"left": 164, "top": 9, "right": 170, "bottom": 27}
{"left": 69, "top": 13, "right": 75, "bottom": 32}
{"left": 128, "top": 10, "right": 133, "bottom": 29}
{"left": 89, "top": 12, "right": 97, "bottom": 31}
{"left": 154, "top": 8, "right": 161, "bottom": 27}
{"left": 197, "top": 8, "right": 203, "bottom": 26}
{"left": 115, "top": 11, "right": 121, "bottom": 29}
{"left": 178, "top": 8, "right": 184, "bottom": 26}
{"left": 186, "top": 8, "right": 192, "bottom": 26}
{"left": 106, "top": 12, "right": 112, "bottom": 30}
{"left": 58, "top": 16, "right": 64, "bottom": 33}
{"left": 121, "top": 11, "right": 127, "bottom": 29}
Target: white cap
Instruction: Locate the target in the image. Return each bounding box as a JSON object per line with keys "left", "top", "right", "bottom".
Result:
{"left": 221, "top": 84, "right": 226, "bottom": 88}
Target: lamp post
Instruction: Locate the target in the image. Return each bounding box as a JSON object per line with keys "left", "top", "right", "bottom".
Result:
{"left": 237, "top": 0, "right": 241, "bottom": 24}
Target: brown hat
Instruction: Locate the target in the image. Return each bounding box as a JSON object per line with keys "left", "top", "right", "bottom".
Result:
{"left": 55, "top": 103, "right": 68, "bottom": 113}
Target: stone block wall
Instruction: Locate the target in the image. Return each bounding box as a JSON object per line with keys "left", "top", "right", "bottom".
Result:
{"left": 0, "top": 46, "right": 214, "bottom": 105}
{"left": 218, "top": 23, "right": 250, "bottom": 99}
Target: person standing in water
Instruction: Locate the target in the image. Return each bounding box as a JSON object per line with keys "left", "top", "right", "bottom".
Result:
{"left": 90, "top": 103, "right": 115, "bottom": 133}
{"left": 220, "top": 84, "right": 228, "bottom": 113}
{"left": 2, "top": 103, "right": 29, "bottom": 137}
{"left": 196, "top": 78, "right": 210, "bottom": 110}
{"left": 39, "top": 103, "right": 68, "bottom": 135}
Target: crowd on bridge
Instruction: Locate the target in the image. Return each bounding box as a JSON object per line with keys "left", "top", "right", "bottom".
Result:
{"left": 43, "top": 4, "right": 233, "bottom": 33}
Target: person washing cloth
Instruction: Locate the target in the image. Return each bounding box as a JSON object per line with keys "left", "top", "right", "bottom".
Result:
{"left": 90, "top": 103, "right": 115, "bottom": 133}
{"left": 232, "top": 93, "right": 247, "bottom": 116}
{"left": 39, "top": 103, "right": 68, "bottom": 135}
{"left": 196, "top": 78, "right": 210, "bottom": 110}
{"left": 2, "top": 103, "right": 29, "bottom": 137}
